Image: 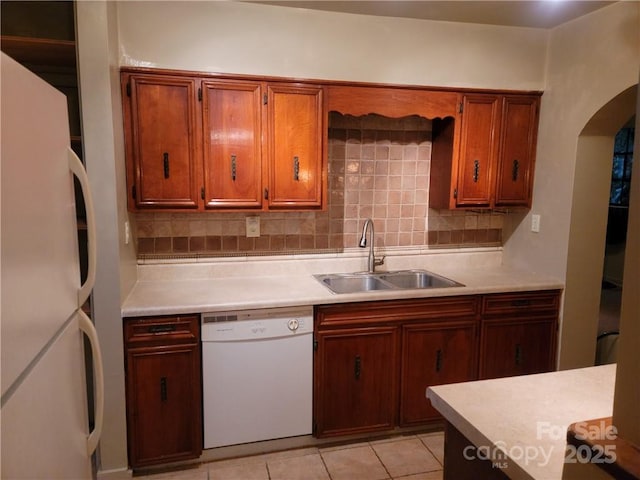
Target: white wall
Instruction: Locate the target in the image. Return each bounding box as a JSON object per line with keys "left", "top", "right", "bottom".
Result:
{"left": 502, "top": 2, "right": 640, "bottom": 369}
{"left": 117, "top": 1, "right": 547, "bottom": 90}
{"left": 76, "top": 1, "right": 136, "bottom": 476}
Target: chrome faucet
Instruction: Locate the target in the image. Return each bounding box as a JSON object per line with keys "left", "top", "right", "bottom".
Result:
{"left": 359, "top": 218, "right": 385, "bottom": 273}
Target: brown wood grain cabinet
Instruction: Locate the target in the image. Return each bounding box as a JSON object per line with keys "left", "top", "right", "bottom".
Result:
{"left": 314, "top": 326, "right": 398, "bottom": 437}
{"left": 202, "top": 79, "right": 263, "bottom": 209}
{"left": 314, "top": 296, "right": 479, "bottom": 437}
{"left": 266, "top": 83, "right": 324, "bottom": 208}
{"left": 478, "top": 290, "right": 560, "bottom": 380}
{"left": 124, "top": 74, "right": 201, "bottom": 210}
{"left": 124, "top": 315, "right": 202, "bottom": 469}
{"left": 315, "top": 291, "right": 559, "bottom": 438}
{"left": 431, "top": 93, "right": 540, "bottom": 209}
{"left": 121, "top": 69, "right": 326, "bottom": 212}
{"left": 494, "top": 95, "right": 540, "bottom": 207}
{"left": 400, "top": 320, "right": 477, "bottom": 426}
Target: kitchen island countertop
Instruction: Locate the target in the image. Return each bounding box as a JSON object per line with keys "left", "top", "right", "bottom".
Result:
{"left": 427, "top": 364, "right": 617, "bottom": 480}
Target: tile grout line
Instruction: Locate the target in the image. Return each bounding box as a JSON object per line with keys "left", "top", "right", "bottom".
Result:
{"left": 317, "top": 450, "right": 334, "bottom": 480}
{"left": 367, "top": 440, "right": 393, "bottom": 480}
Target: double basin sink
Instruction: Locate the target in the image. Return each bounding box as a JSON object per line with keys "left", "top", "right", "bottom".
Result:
{"left": 314, "top": 269, "right": 463, "bottom": 294}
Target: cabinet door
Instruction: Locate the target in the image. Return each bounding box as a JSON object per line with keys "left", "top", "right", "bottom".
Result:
{"left": 455, "top": 94, "right": 500, "bottom": 207}
{"left": 314, "top": 327, "right": 397, "bottom": 437}
{"left": 126, "top": 75, "right": 200, "bottom": 209}
{"left": 126, "top": 344, "right": 202, "bottom": 467}
{"left": 202, "top": 80, "right": 263, "bottom": 209}
{"left": 494, "top": 96, "right": 539, "bottom": 207}
{"left": 266, "top": 84, "right": 324, "bottom": 208}
{"left": 479, "top": 318, "right": 555, "bottom": 380}
{"left": 400, "top": 321, "right": 477, "bottom": 426}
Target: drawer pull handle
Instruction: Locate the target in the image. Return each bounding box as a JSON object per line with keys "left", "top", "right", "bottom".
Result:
{"left": 354, "top": 355, "right": 361, "bottom": 380}
{"left": 160, "top": 377, "right": 168, "bottom": 402}
{"left": 515, "top": 344, "right": 523, "bottom": 366}
{"left": 148, "top": 325, "right": 177, "bottom": 334}
{"left": 512, "top": 299, "right": 531, "bottom": 307}
{"left": 473, "top": 159, "right": 480, "bottom": 182}
{"left": 163, "top": 152, "right": 170, "bottom": 179}
{"left": 512, "top": 159, "right": 520, "bottom": 181}
{"left": 435, "top": 349, "right": 443, "bottom": 373}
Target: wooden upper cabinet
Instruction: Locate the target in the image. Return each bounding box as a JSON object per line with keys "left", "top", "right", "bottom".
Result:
{"left": 122, "top": 70, "right": 326, "bottom": 212}
{"left": 494, "top": 95, "right": 539, "bottom": 207}
{"left": 202, "top": 80, "right": 262, "bottom": 209}
{"left": 266, "top": 84, "right": 324, "bottom": 209}
{"left": 455, "top": 94, "right": 501, "bottom": 207}
{"left": 124, "top": 74, "right": 200, "bottom": 210}
{"left": 431, "top": 92, "right": 540, "bottom": 210}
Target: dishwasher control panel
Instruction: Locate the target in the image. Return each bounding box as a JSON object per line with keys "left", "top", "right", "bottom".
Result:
{"left": 201, "top": 307, "right": 313, "bottom": 342}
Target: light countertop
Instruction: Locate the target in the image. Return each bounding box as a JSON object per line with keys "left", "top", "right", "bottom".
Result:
{"left": 427, "top": 364, "right": 617, "bottom": 480}
{"left": 121, "top": 249, "right": 564, "bottom": 317}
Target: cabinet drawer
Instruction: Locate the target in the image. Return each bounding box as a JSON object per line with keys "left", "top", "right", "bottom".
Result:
{"left": 124, "top": 315, "right": 199, "bottom": 347}
{"left": 482, "top": 290, "right": 560, "bottom": 316}
{"left": 316, "top": 296, "right": 479, "bottom": 329}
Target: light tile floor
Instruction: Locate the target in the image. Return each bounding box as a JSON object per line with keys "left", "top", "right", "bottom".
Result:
{"left": 136, "top": 432, "right": 444, "bottom": 480}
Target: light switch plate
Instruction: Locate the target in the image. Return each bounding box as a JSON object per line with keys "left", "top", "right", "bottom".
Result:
{"left": 246, "top": 216, "right": 260, "bottom": 238}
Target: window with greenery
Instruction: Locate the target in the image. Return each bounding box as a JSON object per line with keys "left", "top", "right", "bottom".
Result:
{"left": 610, "top": 126, "right": 634, "bottom": 206}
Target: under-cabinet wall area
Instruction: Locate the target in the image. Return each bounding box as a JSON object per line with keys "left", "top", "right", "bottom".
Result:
{"left": 135, "top": 113, "right": 506, "bottom": 257}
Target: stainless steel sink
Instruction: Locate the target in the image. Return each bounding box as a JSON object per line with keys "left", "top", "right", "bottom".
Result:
{"left": 315, "top": 274, "right": 393, "bottom": 294}
{"left": 314, "top": 270, "right": 463, "bottom": 294}
{"left": 378, "top": 270, "right": 463, "bottom": 289}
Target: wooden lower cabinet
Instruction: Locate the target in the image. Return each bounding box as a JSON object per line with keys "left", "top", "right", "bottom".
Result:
{"left": 314, "top": 326, "right": 398, "bottom": 437}
{"left": 400, "top": 321, "right": 477, "bottom": 426}
{"left": 314, "top": 297, "right": 479, "bottom": 437}
{"left": 314, "top": 291, "right": 560, "bottom": 438}
{"left": 479, "top": 317, "right": 557, "bottom": 379}
{"left": 479, "top": 290, "right": 560, "bottom": 380}
{"left": 124, "top": 315, "right": 202, "bottom": 469}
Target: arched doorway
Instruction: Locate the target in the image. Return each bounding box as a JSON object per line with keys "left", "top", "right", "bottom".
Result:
{"left": 560, "top": 85, "right": 637, "bottom": 368}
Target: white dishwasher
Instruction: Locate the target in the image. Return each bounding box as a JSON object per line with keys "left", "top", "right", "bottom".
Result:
{"left": 201, "top": 307, "right": 313, "bottom": 449}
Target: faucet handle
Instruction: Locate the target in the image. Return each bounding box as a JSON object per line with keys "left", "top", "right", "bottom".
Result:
{"left": 374, "top": 256, "right": 385, "bottom": 267}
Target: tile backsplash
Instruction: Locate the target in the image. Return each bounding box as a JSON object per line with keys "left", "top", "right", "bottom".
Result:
{"left": 135, "top": 113, "right": 503, "bottom": 258}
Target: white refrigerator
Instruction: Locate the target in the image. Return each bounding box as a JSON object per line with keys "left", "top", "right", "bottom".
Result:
{"left": 1, "top": 53, "right": 104, "bottom": 479}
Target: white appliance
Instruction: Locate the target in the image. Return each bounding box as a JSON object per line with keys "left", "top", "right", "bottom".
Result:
{"left": 1, "top": 53, "right": 104, "bottom": 478}
{"left": 201, "top": 307, "right": 313, "bottom": 449}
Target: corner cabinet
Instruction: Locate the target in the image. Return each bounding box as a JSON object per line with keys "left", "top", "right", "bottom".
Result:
{"left": 121, "top": 69, "right": 326, "bottom": 212}
{"left": 124, "top": 315, "right": 202, "bottom": 469}
{"left": 431, "top": 93, "right": 540, "bottom": 209}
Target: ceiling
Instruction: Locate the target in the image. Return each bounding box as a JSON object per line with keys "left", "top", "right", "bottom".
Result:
{"left": 248, "top": 1, "right": 616, "bottom": 29}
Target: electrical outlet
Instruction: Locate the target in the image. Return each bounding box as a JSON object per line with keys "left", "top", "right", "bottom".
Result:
{"left": 531, "top": 214, "right": 541, "bottom": 233}
{"left": 246, "top": 216, "right": 260, "bottom": 238}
